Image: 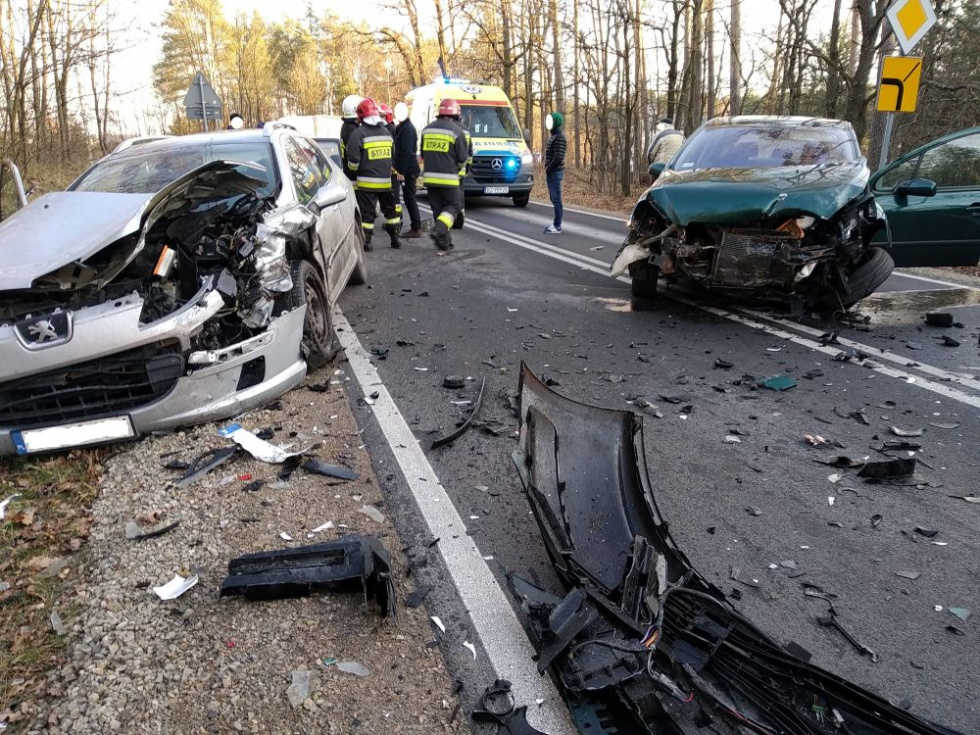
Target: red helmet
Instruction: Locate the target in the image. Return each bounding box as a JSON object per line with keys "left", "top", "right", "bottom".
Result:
{"left": 355, "top": 98, "right": 379, "bottom": 121}
{"left": 379, "top": 103, "right": 394, "bottom": 124}
{"left": 438, "top": 98, "right": 461, "bottom": 118}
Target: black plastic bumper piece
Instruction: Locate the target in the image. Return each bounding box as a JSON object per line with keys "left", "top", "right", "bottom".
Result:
{"left": 220, "top": 535, "right": 395, "bottom": 617}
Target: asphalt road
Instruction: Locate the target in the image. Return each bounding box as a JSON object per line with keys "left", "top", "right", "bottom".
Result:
{"left": 338, "top": 194, "right": 980, "bottom": 734}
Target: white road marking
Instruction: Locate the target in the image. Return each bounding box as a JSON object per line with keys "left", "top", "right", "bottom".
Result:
{"left": 332, "top": 308, "right": 576, "bottom": 735}
{"left": 527, "top": 197, "right": 630, "bottom": 222}
{"left": 890, "top": 270, "right": 978, "bottom": 290}
{"left": 459, "top": 213, "right": 980, "bottom": 410}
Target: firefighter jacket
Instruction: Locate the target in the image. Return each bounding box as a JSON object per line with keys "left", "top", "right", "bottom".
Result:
{"left": 346, "top": 122, "right": 394, "bottom": 190}
{"left": 420, "top": 118, "right": 469, "bottom": 188}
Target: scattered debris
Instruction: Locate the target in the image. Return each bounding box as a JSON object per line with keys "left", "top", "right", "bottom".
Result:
{"left": 745, "top": 506, "right": 763, "bottom": 516}
{"left": 286, "top": 670, "right": 312, "bottom": 708}
{"left": 220, "top": 536, "right": 395, "bottom": 616}
{"left": 50, "top": 610, "right": 67, "bottom": 636}
{"left": 817, "top": 607, "right": 879, "bottom": 662}
{"left": 805, "top": 434, "right": 829, "bottom": 447}
{"left": 307, "top": 381, "right": 330, "bottom": 393}
{"left": 152, "top": 573, "right": 199, "bottom": 601}
{"left": 815, "top": 456, "right": 865, "bottom": 468}
{"left": 714, "top": 358, "right": 734, "bottom": 369}
{"left": 0, "top": 493, "right": 21, "bottom": 521}
{"left": 219, "top": 423, "right": 309, "bottom": 463}
{"left": 818, "top": 331, "right": 841, "bottom": 345}
{"left": 723, "top": 435, "right": 742, "bottom": 444}
{"left": 925, "top": 312, "right": 954, "bottom": 327}
{"left": 125, "top": 516, "right": 181, "bottom": 541}
{"left": 871, "top": 514, "right": 883, "bottom": 528}
{"left": 857, "top": 458, "right": 916, "bottom": 480}
{"left": 929, "top": 421, "right": 960, "bottom": 429}
{"left": 405, "top": 585, "right": 431, "bottom": 608}
{"left": 463, "top": 641, "right": 477, "bottom": 660}
{"left": 949, "top": 608, "right": 971, "bottom": 621}
{"left": 472, "top": 679, "right": 548, "bottom": 735}
{"left": 336, "top": 661, "right": 371, "bottom": 677}
{"left": 914, "top": 526, "right": 938, "bottom": 538}
{"left": 175, "top": 447, "right": 238, "bottom": 487}
{"left": 443, "top": 375, "right": 466, "bottom": 390}
{"left": 432, "top": 376, "right": 487, "bottom": 448}
{"left": 896, "top": 570, "right": 921, "bottom": 581}
{"left": 759, "top": 372, "right": 797, "bottom": 391}
{"left": 358, "top": 504, "right": 385, "bottom": 523}
{"left": 279, "top": 532, "right": 294, "bottom": 541}
{"left": 890, "top": 426, "right": 924, "bottom": 438}
{"left": 311, "top": 521, "right": 334, "bottom": 533}
{"left": 946, "top": 625, "right": 966, "bottom": 636}
{"left": 431, "top": 616, "right": 446, "bottom": 633}
{"left": 941, "top": 335, "right": 961, "bottom": 347}
{"left": 302, "top": 459, "right": 358, "bottom": 480}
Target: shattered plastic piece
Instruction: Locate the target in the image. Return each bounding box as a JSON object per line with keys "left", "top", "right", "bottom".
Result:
{"left": 432, "top": 376, "right": 487, "bottom": 448}
{"left": 431, "top": 616, "right": 446, "bottom": 633}
{"left": 280, "top": 532, "right": 294, "bottom": 541}
{"left": 336, "top": 661, "right": 370, "bottom": 677}
{"left": 176, "top": 447, "right": 238, "bottom": 488}
{"left": 896, "top": 570, "right": 921, "bottom": 580}
{"left": 913, "top": 526, "right": 938, "bottom": 538}
{"left": 857, "top": 458, "right": 916, "bottom": 479}
{"left": 405, "top": 585, "right": 431, "bottom": 608}
{"left": 929, "top": 421, "right": 960, "bottom": 429}
{"left": 817, "top": 608, "right": 878, "bottom": 662}
{"left": 949, "top": 607, "right": 971, "bottom": 621}
{"left": 759, "top": 372, "right": 797, "bottom": 391}
{"left": 311, "top": 521, "right": 334, "bottom": 533}
{"left": 472, "top": 679, "right": 549, "bottom": 735}
{"left": 50, "top": 610, "right": 66, "bottom": 636}
{"left": 890, "top": 426, "right": 923, "bottom": 438}
{"left": 871, "top": 514, "right": 883, "bottom": 528}
{"left": 219, "top": 423, "right": 309, "bottom": 464}
{"left": 827, "top": 473, "right": 842, "bottom": 484}
{"left": 286, "top": 670, "right": 312, "bottom": 708}
{"left": 745, "top": 506, "right": 763, "bottom": 516}
{"left": 443, "top": 375, "right": 466, "bottom": 390}
{"left": 941, "top": 335, "right": 960, "bottom": 347}
{"left": 714, "top": 358, "right": 734, "bottom": 369}
{"left": 953, "top": 496, "right": 980, "bottom": 504}
{"left": 358, "top": 505, "right": 385, "bottom": 523}
{"left": 946, "top": 625, "right": 966, "bottom": 636}
{"left": 220, "top": 536, "right": 395, "bottom": 616}
{"left": 723, "top": 435, "right": 741, "bottom": 444}
{"left": 463, "top": 641, "right": 477, "bottom": 660}
{"left": 925, "top": 312, "right": 954, "bottom": 327}
{"left": 152, "top": 573, "right": 199, "bottom": 600}
{"left": 303, "top": 459, "right": 358, "bottom": 480}
{"left": 125, "top": 516, "right": 180, "bottom": 541}
{"left": 805, "top": 434, "right": 828, "bottom": 447}
{"left": 0, "top": 493, "right": 21, "bottom": 521}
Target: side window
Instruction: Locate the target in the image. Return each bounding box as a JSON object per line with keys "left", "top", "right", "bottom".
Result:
{"left": 876, "top": 156, "right": 919, "bottom": 191}
{"left": 295, "top": 136, "right": 332, "bottom": 183}
{"left": 283, "top": 138, "right": 321, "bottom": 205}
{"left": 916, "top": 132, "right": 980, "bottom": 188}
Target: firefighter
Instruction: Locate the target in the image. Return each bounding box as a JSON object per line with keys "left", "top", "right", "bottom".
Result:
{"left": 340, "top": 94, "right": 363, "bottom": 183}
{"left": 379, "top": 102, "right": 402, "bottom": 229}
{"left": 420, "top": 98, "right": 469, "bottom": 251}
{"left": 346, "top": 98, "right": 401, "bottom": 250}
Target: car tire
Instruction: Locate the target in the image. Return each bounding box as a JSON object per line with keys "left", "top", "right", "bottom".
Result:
{"left": 349, "top": 223, "right": 367, "bottom": 286}
{"left": 513, "top": 193, "right": 530, "bottom": 208}
{"left": 281, "top": 260, "right": 337, "bottom": 370}
{"left": 629, "top": 261, "right": 659, "bottom": 299}
{"left": 813, "top": 247, "right": 894, "bottom": 311}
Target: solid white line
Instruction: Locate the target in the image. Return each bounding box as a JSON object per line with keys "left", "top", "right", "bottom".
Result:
{"left": 892, "top": 270, "right": 977, "bottom": 290}
{"left": 333, "top": 308, "right": 576, "bottom": 735}
{"left": 459, "top": 216, "right": 980, "bottom": 410}
{"left": 527, "top": 197, "right": 631, "bottom": 222}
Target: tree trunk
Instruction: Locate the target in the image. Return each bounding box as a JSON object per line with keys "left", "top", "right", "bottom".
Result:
{"left": 685, "top": 0, "right": 704, "bottom": 133}
{"left": 572, "top": 0, "right": 580, "bottom": 165}
{"left": 550, "top": 0, "right": 563, "bottom": 112}
{"left": 501, "top": 0, "right": 513, "bottom": 98}
{"left": 729, "top": 0, "right": 741, "bottom": 115}
{"left": 706, "top": 0, "right": 716, "bottom": 118}
{"left": 825, "top": 0, "right": 844, "bottom": 117}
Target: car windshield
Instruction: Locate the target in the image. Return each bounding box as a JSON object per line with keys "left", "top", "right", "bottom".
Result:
{"left": 672, "top": 125, "right": 859, "bottom": 171}
{"left": 460, "top": 104, "right": 522, "bottom": 139}
{"left": 71, "top": 141, "right": 279, "bottom": 197}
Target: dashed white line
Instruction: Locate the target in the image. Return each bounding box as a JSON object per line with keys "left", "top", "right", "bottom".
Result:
{"left": 332, "top": 307, "right": 576, "bottom": 735}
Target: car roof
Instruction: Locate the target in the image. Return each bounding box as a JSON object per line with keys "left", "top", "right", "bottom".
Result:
{"left": 703, "top": 115, "right": 853, "bottom": 129}
{"left": 105, "top": 128, "right": 294, "bottom": 163}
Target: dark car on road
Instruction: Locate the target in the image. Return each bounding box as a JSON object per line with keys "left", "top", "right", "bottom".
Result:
{"left": 871, "top": 126, "right": 980, "bottom": 267}
{"left": 613, "top": 116, "right": 893, "bottom": 311}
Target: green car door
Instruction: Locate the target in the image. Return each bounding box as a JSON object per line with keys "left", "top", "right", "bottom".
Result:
{"left": 871, "top": 128, "right": 980, "bottom": 267}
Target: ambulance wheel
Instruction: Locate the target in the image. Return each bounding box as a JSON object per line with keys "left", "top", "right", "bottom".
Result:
{"left": 513, "top": 193, "right": 530, "bottom": 208}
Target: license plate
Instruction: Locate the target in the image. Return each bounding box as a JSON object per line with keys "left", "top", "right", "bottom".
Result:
{"left": 484, "top": 186, "right": 509, "bottom": 194}
{"left": 12, "top": 416, "right": 135, "bottom": 455}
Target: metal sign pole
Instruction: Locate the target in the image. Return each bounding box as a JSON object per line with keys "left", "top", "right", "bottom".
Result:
{"left": 200, "top": 75, "right": 208, "bottom": 132}
{"left": 879, "top": 112, "right": 895, "bottom": 169}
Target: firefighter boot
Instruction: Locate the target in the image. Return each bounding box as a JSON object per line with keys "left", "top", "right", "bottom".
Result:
{"left": 385, "top": 223, "right": 401, "bottom": 249}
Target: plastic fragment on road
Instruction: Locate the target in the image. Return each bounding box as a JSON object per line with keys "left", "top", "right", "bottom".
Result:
{"left": 220, "top": 537, "right": 395, "bottom": 617}
{"left": 724, "top": 435, "right": 741, "bottom": 444}
{"left": 472, "top": 679, "right": 549, "bottom": 735}
{"left": 828, "top": 496, "right": 836, "bottom": 506}
{"left": 857, "top": 457, "right": 916, "bottom": 480}
{"left": 175, "top": 446, "right": 238, "bottom": 487}
{"left": 817, "top": 608, "right": 878, "bottom": 662}
{"left": 432, "top": 376, "right": 487, "bottom": 449}
{"left": 50, "top": 610, "right": 66, "bottom": 636}
{"left": 302, "top": 459, "right": 358, "bottom": 480}
{"left": 758, "top": 373, "right": 797, "bottom": 391}
{"left": 890, "top": 426, "right": 923, "bottom": 438}
{"left": 405, "top": 585, "right": 431, "bottom": 609}
{"left": 443, "top": 375, "right": 466, "bottom": 389}
{"left": 805, "top": 434, "right": 828, "bottom": 447}
{"left": 827, "top": 473, "right": 842, "bottom": 484}
{"left": 941, "top": 335, "right": 961, "bottom": 347}
{"left": 152, "top": 573, "right": 199, "bottom": 600}
{"left": 950, "top": 607, "right": 971, "bottom": 621}
{"left": 871, "top": 514, "right": 883, "bottom": 528}
{"left": 925, "top": 312, "right": 954, "bottom": 327}
{"left": 914, "top": 526, "right": 938, "bottom": 538}
{"left": 714, "top": 358, "right": 734, "bottom": 369}
{"left": 896, "top": 570, "right": 921, "bottom": 580}
{"left": 125, "top": 516, "right": 180, "bottom": 541}
{"left": 431, "top": 616, "right": 446, "bottom": 633}
{"left": 358, "top": 505, "right": 385, "bottom": 523}
{"left": 930, "top": 421, "right": 960, "bottom": 429}
{"left": 286, "top": 670, "right": 312, "bottom": 708}
{"left": 463, "top": 641, "right": 477, "bottom": 660}
{"left": 0, "top": 493, "right": 21, "bottom": 521}
{"left": 279, "top": 532, "right": 293, "bottom": 541}
{"left": 219, "top": 423, "right": 309, "bottom": 464}
{"left": 745, "top": 506, "right": 763, "bottom": 516}
{"left": 311, "top": 521, "right": 334, "bottom": 533}
{"left": 336, "top": 661, "right": 370, "bottom": 677}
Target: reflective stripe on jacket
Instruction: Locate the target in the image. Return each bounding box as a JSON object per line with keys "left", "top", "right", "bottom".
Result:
{"left": 347, "top": 123, "right": 394, "bottom": 190}
{"left": 420, "top": 118, "right": 469, "bottom": 187}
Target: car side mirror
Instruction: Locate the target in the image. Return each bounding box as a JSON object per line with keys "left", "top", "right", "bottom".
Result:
{"left": 522, "top": 127, "right": 531, "bottom": 145}
{"left": 648, "top": 161, "right": 666, "bottom": 180}
{"left": 894, "top": 178, "right": 937, "bottom": 198}
{"left": 314, "top": 185, "right": 346, "bottom": 211}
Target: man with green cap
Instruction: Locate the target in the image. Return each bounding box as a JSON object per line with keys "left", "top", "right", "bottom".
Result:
{"left": 543, "top": 111, "right": 566, "bottom": 234}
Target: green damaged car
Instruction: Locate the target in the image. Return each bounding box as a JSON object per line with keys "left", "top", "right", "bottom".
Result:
{"left": 613, "top": 116, "right": 893, "bottom": 311}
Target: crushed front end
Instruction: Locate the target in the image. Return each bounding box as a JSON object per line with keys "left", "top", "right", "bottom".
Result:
{"left": 0, "top": 164, "right": 316, "bottom": 455}
{"left": 510, "top": 364, "right": 964, "bottom": 735}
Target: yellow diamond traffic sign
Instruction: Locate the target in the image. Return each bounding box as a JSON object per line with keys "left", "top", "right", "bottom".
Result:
{"left": 886, "top": 0, "right": 937, "bottom": 55}
{"left": 877, "top": 56, "right": 923, "bottom": 113}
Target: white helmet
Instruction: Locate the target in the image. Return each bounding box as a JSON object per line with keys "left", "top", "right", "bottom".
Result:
{"left": 342, "top": 95, "right": 364, "bottom": 120}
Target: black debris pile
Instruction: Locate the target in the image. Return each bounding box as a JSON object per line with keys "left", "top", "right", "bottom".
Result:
{"left": 471, "top": 679, "right": 548, "bottom": 735}
{"left": 507, "top": 363, "right": 966, "bottom": 735}
{"left": 220, "top": 535, "right": 395, "bottom": 617}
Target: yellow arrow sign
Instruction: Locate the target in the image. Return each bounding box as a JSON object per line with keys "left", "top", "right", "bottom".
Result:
{"left": 877, "top": 56, "right": 923, "bottom": 113}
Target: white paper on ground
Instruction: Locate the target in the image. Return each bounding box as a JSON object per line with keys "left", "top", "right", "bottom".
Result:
{"left": 218, "top": 423, "right": 309, "bottom": 464}
{"left": 0, "top": 493, "right": 21, "bottom": 521}
{"left": 152, "top": 573, "right": 199, "bottom": 600}
{"left": 311, "top": 521, "right": 334, "bottom": 533}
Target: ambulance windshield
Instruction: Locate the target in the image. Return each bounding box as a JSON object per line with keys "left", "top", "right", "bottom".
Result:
{"left": 460, "top": 104, "right": 523, "bottom": 139}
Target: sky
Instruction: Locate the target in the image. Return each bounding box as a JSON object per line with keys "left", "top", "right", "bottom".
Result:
{"left": 109, "top": 0, "right": 842, "bottom": 136}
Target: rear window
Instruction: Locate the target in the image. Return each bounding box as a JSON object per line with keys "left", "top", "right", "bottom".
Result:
{"left": 71, "top": 142, "right": 279, "bottom": 197}
{"left": 673, "top": 125, "right": 859, "bottom": 171}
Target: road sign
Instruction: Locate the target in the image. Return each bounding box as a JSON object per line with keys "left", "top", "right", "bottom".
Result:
{"left": 885, "top": 0, "right": 937, "bottom": 55}
{"left": 183, "top": 71, "right": 222, "bottom": 129}
{"left": 877, "top": 56, "right": 923, "bottom": 113}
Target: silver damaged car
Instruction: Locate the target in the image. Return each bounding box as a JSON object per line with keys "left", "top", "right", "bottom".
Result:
{"left": 0, "top": 126, "right": 367, "bottom": 455}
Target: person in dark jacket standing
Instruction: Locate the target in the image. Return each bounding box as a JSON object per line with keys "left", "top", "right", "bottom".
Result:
{"left": 543, "top": 112, "right": 566, "bottom": 234}
{"left": 393, "top": 102, "right": 422, "bottom": 238}
{"left": 347, "top": 98, "right": 400, "bottom": 250}
{"left": 420, "top": 98, "right": 469, "bottom": 251}
{"left": 379, "top": 103, "right": 402, "bottom": 225}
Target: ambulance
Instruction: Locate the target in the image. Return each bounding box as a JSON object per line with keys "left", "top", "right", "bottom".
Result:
{"left": 405, "top": 81, "right": 533, "bottom": 207}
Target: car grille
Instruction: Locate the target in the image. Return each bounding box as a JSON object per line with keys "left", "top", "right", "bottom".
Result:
{"left": 0, "top": 343, "right": 184, "bottom": 429}
{"left": 471, "top": 154, "right": 520, "bottom": 184}
{"left": 712, "top": 232, "right": 800, "bottom": 288}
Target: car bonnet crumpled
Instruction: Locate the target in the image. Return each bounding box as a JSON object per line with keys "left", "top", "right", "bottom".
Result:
{"left": 510, "top": 363, "right": 965, "bottom": 735}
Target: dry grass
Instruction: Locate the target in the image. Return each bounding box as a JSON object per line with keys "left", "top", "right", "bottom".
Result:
{"left": 530, "top": 163, "right": 647, "bottom": 216}
{"left": 0, "top": 450, "right": 103, "bottom": 728}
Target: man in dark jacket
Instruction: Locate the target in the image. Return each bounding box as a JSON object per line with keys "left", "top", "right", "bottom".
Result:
{"left": 347, "top": 98, "right": 400, "bottom": 250}
{"left": 393, "top": 102, "right": 422, "bottom": 238}
{"left": 379, "top": 103, "right": 402, "bottom": 225}
{"left": 543, "top": 111, "right": 566, "bottom": 234}
{"left": 420, "top": 98, "right": 469, "bottom": 251}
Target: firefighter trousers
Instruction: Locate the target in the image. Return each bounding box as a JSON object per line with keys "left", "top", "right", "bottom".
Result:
{"left": 356, "top": 188, "right": 401, "bottom": 248}
{"left": 427, "top": 184, "right": 461, "bottom": 250}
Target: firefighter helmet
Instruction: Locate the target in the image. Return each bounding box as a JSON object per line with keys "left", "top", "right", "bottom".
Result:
{"left": 437, "top": 98, "right": 461, "bottom": 119}
{"left": 355, "top": 98, "right": 379, "bottom": 121}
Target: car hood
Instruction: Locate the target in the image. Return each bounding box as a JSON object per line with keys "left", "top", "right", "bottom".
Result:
{"left": 647, "top": 162, "right": 869, "bottom": 225}
{"left": 0, "top": 161, "right": 266, "bottom": 291}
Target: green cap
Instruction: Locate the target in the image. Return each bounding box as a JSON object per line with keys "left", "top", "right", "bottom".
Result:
{"left": 548, "top": 112, "right": 564, "bottom": 130}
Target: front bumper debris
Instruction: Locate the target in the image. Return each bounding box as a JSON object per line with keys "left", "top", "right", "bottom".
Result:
{"left": 510, "top": 363, "right": 966, "bottom": 735}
